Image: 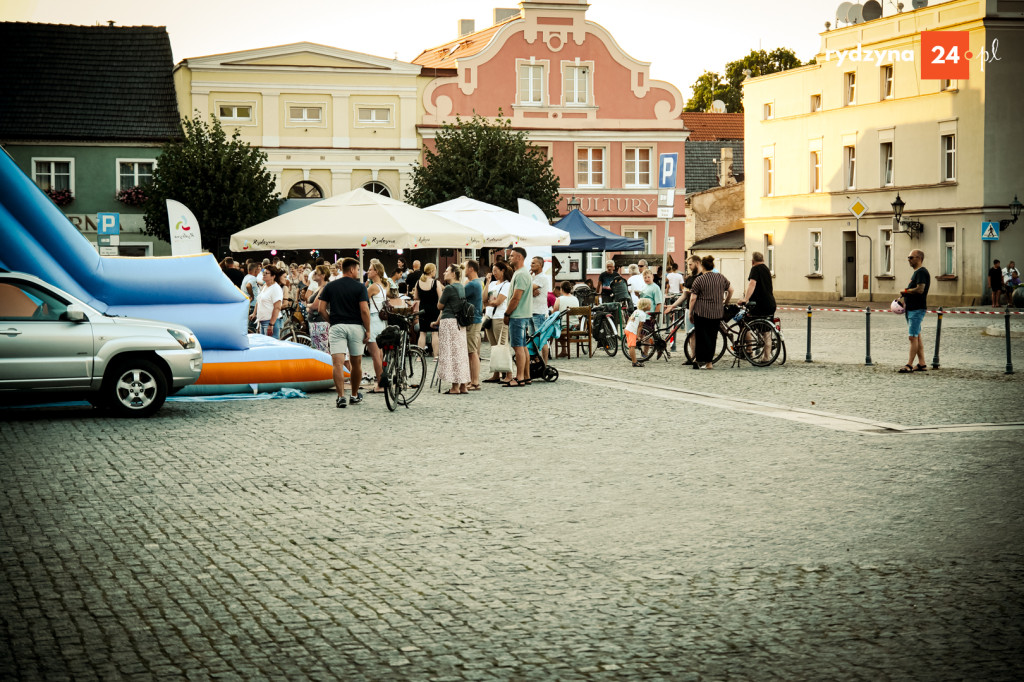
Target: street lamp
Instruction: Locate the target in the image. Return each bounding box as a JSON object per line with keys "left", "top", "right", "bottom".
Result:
{"left": 999, "top": 194, "right": 1023, "bottom": 231}
{"left": 567, "top": 195, "right": 581, "bottom": 213}
{"left": 891, "top": 193, "right": 923, "bottom": 238}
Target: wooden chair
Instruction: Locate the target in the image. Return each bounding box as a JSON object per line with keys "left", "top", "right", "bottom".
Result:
{"left": 557, "top": 306, "right": 592, "bottom": 359}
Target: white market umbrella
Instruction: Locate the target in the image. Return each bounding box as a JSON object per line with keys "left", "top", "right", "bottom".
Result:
{"left": 229, "top": 188, "right": 485, "bottom": 253}
{"left": 424, "top": 196, "right": 570, "bottom": 248}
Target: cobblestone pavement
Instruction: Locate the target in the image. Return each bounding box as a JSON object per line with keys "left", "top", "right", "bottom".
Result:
{"left": 2, "top": 311, "right": 1022, "bottom": 680}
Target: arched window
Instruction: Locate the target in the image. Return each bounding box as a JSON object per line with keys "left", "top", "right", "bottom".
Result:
{"left": 288, "top": 181, "right": 323, "bottom": 199}
{"left": 362, "top": 181, "right": 391, "bottom": 198}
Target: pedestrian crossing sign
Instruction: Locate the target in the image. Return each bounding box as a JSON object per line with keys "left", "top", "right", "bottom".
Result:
{"left": 982, "top": 221, "right": 1000, "bottom": 241}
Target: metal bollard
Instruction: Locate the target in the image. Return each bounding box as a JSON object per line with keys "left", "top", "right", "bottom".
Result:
{"left": 931, "top": 307, "right": 943, "bottom": 369}
{"left": 805, "top": 305, "right": 813, "bottom": 363}
{"left": 864, "top": 307, "right": 873, "bottom": 366}
{"left": 1006, "top": 304, "right": 1014, "bottom": 375}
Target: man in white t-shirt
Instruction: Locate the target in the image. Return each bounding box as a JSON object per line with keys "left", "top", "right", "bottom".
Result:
{"left": 665, "top": 262, "right": 684, "bottom": 297}
{"left": 530, "top": 256, "right": 551, "bottom": 362}
{"left": 626, "top": 264, "right": 645, "bottom": 306}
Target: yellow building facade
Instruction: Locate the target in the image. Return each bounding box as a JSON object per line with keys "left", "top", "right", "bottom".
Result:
{"left": 173, "top": 43, "right": 425, "bottom": 201}
{"left": 743, "top": 0, "right": 1023, "bottom": 306}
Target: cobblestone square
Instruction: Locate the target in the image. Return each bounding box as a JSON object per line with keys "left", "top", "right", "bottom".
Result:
{"left": 2, "top": 310, "right": 1023, "bottom": 680}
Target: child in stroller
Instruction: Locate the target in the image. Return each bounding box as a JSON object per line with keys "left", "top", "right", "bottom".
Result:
{"left": 525, "top": 309, "right": 568, "bottom": 382}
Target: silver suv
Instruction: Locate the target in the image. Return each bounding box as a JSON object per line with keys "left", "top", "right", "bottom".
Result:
{"left": 0, "top": 271, "right": 203, "bottom": 417}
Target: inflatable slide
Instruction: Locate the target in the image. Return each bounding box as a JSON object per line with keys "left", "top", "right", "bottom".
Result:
{"left": 0, "top": 149, "right": 333, "bottom": 394}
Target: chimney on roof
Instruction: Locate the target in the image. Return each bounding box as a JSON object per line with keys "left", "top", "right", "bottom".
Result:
{"left": 458, "top": 19, "right": 475, "bottom": 37}
{"left": 494, "top": 8, "right": 521, "bottom": 23}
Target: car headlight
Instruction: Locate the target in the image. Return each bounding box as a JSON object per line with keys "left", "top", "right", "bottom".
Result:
{"left": 167, "top": 329, "right": 197, "bottom": 349}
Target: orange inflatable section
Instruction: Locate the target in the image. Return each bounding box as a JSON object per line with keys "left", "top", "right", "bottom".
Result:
{"left": 197, "top": 358, "right": 334, "bottom": 386}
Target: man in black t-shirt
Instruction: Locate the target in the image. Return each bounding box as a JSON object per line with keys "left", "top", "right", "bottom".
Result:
{"left": 989, "top": 259, "right": 1004, "bottom": 307}
{"left": 738, "top": 251, "right": 776, "bottom": 363}
{"left": 597, "top": 260, "right": 617, "bottom": 303}
{"left": 738, "top": 251, "right": 776, "bottom": 319}
{"left": 318, "top": 257, "right": 370, "bottom": 407}
{"left": 898, "top": 249, "right": 931, "bottom": 373}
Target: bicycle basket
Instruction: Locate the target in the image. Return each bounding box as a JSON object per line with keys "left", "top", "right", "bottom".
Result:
{"left": 722, "top": 304, "right": 741, "bottom": 321}
{"left": 376, "top": 325, "right": 402, "bottom": 351}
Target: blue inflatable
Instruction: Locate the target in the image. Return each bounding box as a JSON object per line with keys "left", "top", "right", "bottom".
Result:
{"left": 0, "top": 148, "right": 249, "bottom": 350}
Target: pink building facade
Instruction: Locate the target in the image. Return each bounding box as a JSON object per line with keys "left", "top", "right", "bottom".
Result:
{"left": 414, "top": 0, "right": 687, "bottom": 257}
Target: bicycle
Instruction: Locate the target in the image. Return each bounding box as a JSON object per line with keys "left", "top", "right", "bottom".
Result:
{"left": 679, "top": 302, "right": 783, "bottom": 367}
{"left": 590, "top": 301, "right": 622, "bottom": 357}
{"left": 377, "top": 309, "right": 427, "bottom": 411}
{"left": 632, "top": 307, "right": 688, "bottom": 364}
{"left": 279, "top": 304, "right": 311, "bottom": 346}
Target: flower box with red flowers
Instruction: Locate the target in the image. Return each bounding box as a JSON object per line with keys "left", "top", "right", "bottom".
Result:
{"left": 45, "top": 188, "right": 74, "bottom": 207}
{"left": 116, "top": 186, "right": 148, "bottom": 207}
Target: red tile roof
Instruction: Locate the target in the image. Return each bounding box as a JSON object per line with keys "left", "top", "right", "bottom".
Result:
{"left": 680, "top": 112, "right": 744, "bottom": 141}
{"left": 412, "top": 17, "right": 519, "bottom": 69}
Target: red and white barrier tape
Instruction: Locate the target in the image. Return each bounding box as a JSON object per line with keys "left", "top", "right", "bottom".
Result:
{"left": 776, "top": 306, "right": 1024, "bottom": 315}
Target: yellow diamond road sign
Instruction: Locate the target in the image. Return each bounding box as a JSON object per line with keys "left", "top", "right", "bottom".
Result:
{"left": 849, "top": 198, "right": 868, "bottom": 218}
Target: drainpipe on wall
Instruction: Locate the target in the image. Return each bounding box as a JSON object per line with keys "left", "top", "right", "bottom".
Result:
{"left": 855, "top": 216, "right": 873, "bottom": 303}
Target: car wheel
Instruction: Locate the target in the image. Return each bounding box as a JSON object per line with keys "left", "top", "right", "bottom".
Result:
{"left": 104, "top": 358, "right": 168, "bottom": 417}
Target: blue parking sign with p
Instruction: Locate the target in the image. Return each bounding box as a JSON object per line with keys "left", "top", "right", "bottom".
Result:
{"left": 658, "top": 153, "right": 678, "bottom": 189}
{"left": 97, "top": 212, "right": 120, "bottom": 235}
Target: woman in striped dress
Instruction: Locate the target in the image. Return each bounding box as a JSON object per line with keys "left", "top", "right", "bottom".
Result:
{"left": 687, "top": 255, "right": 733, "bottom": 370}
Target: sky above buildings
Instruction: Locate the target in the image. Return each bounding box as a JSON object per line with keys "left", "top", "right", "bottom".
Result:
{"left": 6, "top": 0, "right": 953, "bottom": 102}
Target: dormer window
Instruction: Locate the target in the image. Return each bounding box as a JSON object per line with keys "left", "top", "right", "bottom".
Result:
{"left": 564, "top": 65, "right": 589, "bottom": 105}
{"left": 518, "top": 63, "right": 545, "bottom": 105}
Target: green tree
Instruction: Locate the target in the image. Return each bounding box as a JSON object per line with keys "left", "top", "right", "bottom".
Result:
{"left": 142, "top": 114, "right": 281, "bottom": 253}
{"left": 685, "top": 47, "right": 804, "bottom": 113}
{"left": 405, "top": 112, "right": 561, "bottom": 219}
{"left": 684, "top": 70, "right": 741, "bottom": 114}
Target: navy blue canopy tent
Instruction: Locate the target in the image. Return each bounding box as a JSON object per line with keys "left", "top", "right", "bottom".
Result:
{"left": 551, "top": 209, "right": 645, "bottom": 252}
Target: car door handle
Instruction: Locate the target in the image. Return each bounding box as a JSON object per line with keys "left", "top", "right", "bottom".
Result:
{"left": 1, "top": 328, "right": 23, "bottom": 336}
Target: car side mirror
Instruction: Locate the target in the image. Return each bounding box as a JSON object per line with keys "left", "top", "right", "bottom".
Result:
{"left": 63, "top": 305, "right": 87, "bottom": 323}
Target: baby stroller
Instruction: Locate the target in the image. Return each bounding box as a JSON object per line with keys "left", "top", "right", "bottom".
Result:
{"left": 526, "top": 309, "right": 568, "bottom": 382}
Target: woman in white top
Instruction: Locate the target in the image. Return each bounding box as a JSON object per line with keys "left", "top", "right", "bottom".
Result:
{"left": 552, "top": 281, "right": 581, "bottom": 328}
{"left": 252, "top": 265, "right": 284, "bottom": 337}
{"left": 482, "top": 261, "right": 513, "bottom": 383}
{"left": 364, "top": 261, "right": 390, "bottom": 394}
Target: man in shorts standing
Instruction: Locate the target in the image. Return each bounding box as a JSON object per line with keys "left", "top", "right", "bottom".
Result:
{"left": 318, "top": 257, "right": 371, "bottom": 407}
{"left": 502, "top": 247, "right": 533, "bottom": 387}
{"left": 898, "top": 249, "right": 931, "bottom": 373}
{"left": 529, "top": 256, "right": 551, "bottom": 364}
{"left": 989, "top": 259, "right": 1004, "bottom": 307}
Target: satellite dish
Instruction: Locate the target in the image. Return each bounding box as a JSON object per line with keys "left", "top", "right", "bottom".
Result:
{"left": 848, "top": 3, "right": 864, "bottom": 23}
{"left": 911, "top": 0, "right": 927, "bottom": 8}
{"left": 711, "top": 100, "right": 727, "bottom": 113}
{"left": 863, "top": 0, "right": 883, "bottom": 20}
{"left": 836, "top": 2, "right": 853, "bottom": 23}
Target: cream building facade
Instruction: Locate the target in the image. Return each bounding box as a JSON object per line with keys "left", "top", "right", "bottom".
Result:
{"left": 173, "top": 43, "right": 424, "bottom": 202}
{"left": 743, "top": 0, "right": 1023, "bottom": 306}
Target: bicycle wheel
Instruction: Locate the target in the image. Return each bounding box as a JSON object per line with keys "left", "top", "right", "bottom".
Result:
{"left": 733, "top": 322, "right": 765, "bottom": 364}
{"left": 382, "top": 351, "right": 399, "bottom": 412}
{"left": 597, "top": 317, "right": 618, "bottom": 357}
{"left": 744, "top": 319, "right": 782, "bottom": 367}
{"left": 683, "top": 327, "right": 727, "bottom": 364}
{"left": 635, "top": 327, "right": 658, "bottom": 362}
{"left": 397, "top": 346, "right": 427, "bottom": 406}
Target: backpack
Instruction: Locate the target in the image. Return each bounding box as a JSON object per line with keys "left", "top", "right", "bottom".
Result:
{"left": 456, "top": 297, "right": 476, "bottom": 328}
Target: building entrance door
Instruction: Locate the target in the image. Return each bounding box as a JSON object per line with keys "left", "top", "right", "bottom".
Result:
{"left": 843, "top": 232, "right": 856, "bottom": 298}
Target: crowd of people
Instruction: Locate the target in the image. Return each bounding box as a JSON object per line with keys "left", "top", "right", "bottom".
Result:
{"left": 988, "top": 259, "right": 1021, "bottom": 307}
{"left": 218, "top": 248, "right": 787, "bottom": 407}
